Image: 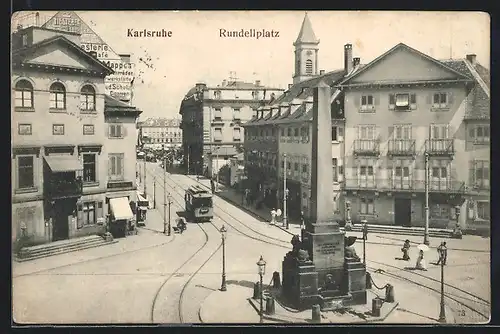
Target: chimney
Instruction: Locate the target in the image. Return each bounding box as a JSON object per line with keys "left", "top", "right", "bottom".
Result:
{"left": 344, "top": 44, "right": 353, "bottom": 74}
{"left": 255, "top": 80, "right": 261, "bottom": 86}
{"left": 353, "top": 57, "right": 361, "bottom": 67}
{"left": 319, "top": 70, "right": 325, "bottom": 75}
{"left": 466, "top": 54, "right": 477, "bottom": 65}
{"left": 288, "top": 84, "right": 293, "bottom": 90}
{"left": 35, "top": 12, "right": 40, "bottom": 26}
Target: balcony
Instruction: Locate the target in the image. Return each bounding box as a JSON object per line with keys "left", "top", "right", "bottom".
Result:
{"left": 46, "top": 177, "right": 83, "bottom": 199}
{"left": 425, "top": 139, "right": 455, "bottom": 156}
{"left": 211, "top": 117, "right": 224, "bottom": 125}
{"left": 353, "top": 139, "right": 380, "bottom": 156}
{"left": 387, "top": 139, "right": 416, "bottom": 157}
{"left": 344, "top": 178, "right": 466, "bottom": 194}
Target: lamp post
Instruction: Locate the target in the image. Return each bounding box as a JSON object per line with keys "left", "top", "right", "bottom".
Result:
{"left": 424, "top": 152, "right": 430, "bottom": 246}
{"left": 153, "top": 177, "right": 156, "bottom": 209}
{"left": 283, "top": 153, "right": 288, "bottom": 230}
{"left": 167, "top": 193, "right": 172, "bottom": 236}
{"left": 143, "top": 155, "right": 147, "bottom": 197}
{"left": 257, "top": 255, "right": 267, "bottom": 323}
{"left": 220, "top": 225, "right": 227, "bottom": 292}
{"left": 452, "top": 205, "right": 462, "bottom": 239}
{"left": 438, "top": 243, "right": 446, "bottom": 323}
{"left": 345, "top": 201, "right": 352, "bottom": 230}
{"left": 362, "top": 220, "right": 368, "bottom": 265}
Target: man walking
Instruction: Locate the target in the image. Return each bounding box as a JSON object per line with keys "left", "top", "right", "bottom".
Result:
{"left": 210, "top": 178, "right": 215, "bottom": 194}
{"left": 436, "top": 242, "right": 448, "bottom": 265}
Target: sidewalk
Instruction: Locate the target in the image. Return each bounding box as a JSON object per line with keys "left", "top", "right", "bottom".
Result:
{"left": 199, "top": 272, "right": 456, "bottom": 324}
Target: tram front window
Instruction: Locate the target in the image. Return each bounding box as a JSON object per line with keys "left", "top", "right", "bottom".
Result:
{"left": 195, "top": 197, "right": 212, "bottom": 207}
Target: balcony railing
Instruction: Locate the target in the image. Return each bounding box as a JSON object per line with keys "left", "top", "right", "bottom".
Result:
{"left": 387, "top": 139, "right": 416, "bottom": 156}
{"left": 344, "top": 178, "right": 466, "bottom": 193}
{"left": 425, "top": 139, "right": 455, "bottom": 156}
{"left": 353, "top": 139, "right": 380, "bottom": 156}
{"left": 46, "top": 177, "right": 83, "bottom": 199}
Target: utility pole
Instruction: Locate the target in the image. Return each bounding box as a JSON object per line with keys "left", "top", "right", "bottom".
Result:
{"left": 424, "top": 152, "right": 430, "bottom": 246}
{"left": 283, "top": 153, "right": 288, "bottom": 229}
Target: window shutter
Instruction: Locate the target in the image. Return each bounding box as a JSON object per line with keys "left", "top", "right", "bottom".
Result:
{"left": 469, "top": 160, "right": 475, "bottom": 186}
{"left": 77, "top": 204, "right": 84, "bottom": 229}
{"left": 108, "top": 155, "right": 113, "bottom": 177}
{"left": 353, "top": 95, "right": 360, "bottom": 107}
{"left": 122, "top": 125, "right": 127, "bottom": 137}
{"left": 119, "top": 154, "right": 124, "bottom": 176}
{"left": 428, "top": 124, "right": 433, "bottom": 139}
{"left": 426, "top": 93, "right": 432, "bottom": 105}
{"left": 374, "top": 95, "right": 379, "bottom": 106}
{"left": 388, "top": 126, "right": 394, "bottom": 139}
{"left": 105, "top": 124, "right": 109, "bottom": 137}
{"left": 448, "top": 92, "right": 454, "bottom": 105}
{"left": 97, "top": 201, "right": 103, "bottom": 218}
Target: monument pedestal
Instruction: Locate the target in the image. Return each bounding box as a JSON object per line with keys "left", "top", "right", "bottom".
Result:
{"left": 282, "top": 254, "right": 319, "bottom": 310}
{"left": 343, "top": 259, "right": 367, "bottom": 306}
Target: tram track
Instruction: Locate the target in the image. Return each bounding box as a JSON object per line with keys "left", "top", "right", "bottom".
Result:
{"left": 147, "top": 166, "right": 490, "bottom": 324}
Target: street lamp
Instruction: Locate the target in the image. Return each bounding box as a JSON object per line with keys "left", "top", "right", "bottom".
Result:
{"left": 166, "top": 193, "right": 172, "bottom": 236}
{"left": 345, "top": 201, "right": 352, "bottom": 230}
{"left": 438, "top": 242, "right": 446, "bottom": 323}
{"left": 257, "top": 255, "right": 267, "bottom": 323}
{"left": 362, "top": 220, "right": 368, "bottom": 265}
{"left": 220, "top": 225, "right": 227, "bottom": 292}
{"left": 153, "top": 176, "right": 156, "bottom": 209}
{"left": 283, "top": 153, "right": 288, "bottom": 230}
{"left": 452, "top": 205, "right": 463, "bottom": 239}
{"left": 424, "top": 152, "right": 430, "bottom": 246}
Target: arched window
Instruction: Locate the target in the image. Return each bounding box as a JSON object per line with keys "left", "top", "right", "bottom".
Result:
{"left": 15, "top": 80, "right": 34, "bottom": 108}
{"left": 305, "top": 59, "right": 313, "bottom": 75}
{"left": 80, "top": 85, "right": 96, "bottom": 111}
{"left": 49, "top": 82, "right": 66, "bottom": 109}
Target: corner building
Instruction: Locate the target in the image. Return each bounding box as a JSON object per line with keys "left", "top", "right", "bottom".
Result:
{"left": 339, "top": 43, "right": 490, "bottom": 232}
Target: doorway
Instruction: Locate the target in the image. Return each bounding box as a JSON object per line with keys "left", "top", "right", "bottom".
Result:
{"left": 394, "top": 198, "right": 412, "bottom": 227}
{"left": 52, "top": 200, "right": 70, "bottom": 241}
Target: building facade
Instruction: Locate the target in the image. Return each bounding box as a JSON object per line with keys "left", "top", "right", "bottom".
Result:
{"left": 138, "top": 117, "right": 182, "bottom": 149}
{"left": 339, "top": 43, "right": 490, "bottom": 232}
{"left": 179, "top": 79, "right": 283, "bottom": 176}
{"left": 11, "top": 27, "right": 141, "bottom": 245}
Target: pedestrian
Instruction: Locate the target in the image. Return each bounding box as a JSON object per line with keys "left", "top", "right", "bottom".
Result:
{"left": 300, "top": 210, "right": 305, "bottom": 230}
{"left": 401, "top": 239, "right": 411, "bottom": 261}
{"left": 270, "top": 208, "right": 277, "bottom": 224}
{"left": 436, "top": 242, "right": 448, "bottom": 265}
{"left": 210, "top": 178, "right": 215, "bottom": 194}
{"left": 415, "top": 249, "right": 427, "bottom": 271}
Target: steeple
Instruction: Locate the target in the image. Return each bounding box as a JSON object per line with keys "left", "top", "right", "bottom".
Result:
{"left": 294, "top": 12, "right": 319, "bottom": 45}
{"left": 293, "top": 13, "right": 320, "bottom": 84}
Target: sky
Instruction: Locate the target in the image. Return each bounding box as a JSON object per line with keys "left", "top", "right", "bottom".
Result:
{"left": 12, "top": 11, "right": 490, "bottom": 121}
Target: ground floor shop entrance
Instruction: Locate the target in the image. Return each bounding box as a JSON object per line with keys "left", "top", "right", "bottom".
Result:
{"left": 394, "top": 198, "right": 412, "bottom": 227}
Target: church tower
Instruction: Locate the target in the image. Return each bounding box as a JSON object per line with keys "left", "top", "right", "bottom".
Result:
{"left": 293, "top": 13, "right": 320, "bottom": 84}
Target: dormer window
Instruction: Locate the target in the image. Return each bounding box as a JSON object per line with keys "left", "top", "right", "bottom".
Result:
{"left": 214, "top": 90, "right": 221, "bottom": 99}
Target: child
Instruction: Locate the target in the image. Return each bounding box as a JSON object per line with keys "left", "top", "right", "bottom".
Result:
{"left": 401, "top": 239, "right": 411, "bottom": 261}
{"left": 270, "top": 209, "right": 277, "bottom": 224}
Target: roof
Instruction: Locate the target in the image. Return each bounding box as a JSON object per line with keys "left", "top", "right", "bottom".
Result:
{"left": 12, "top": 35, "right": 114, "bottom": 76}
{"left": 139, "top": 118, "right": 181, "bottom": 128}
{"left": 338, "top": 43, "right": 473, "bottom": 86}
{"left": 104, "top": 95, "right": 142, "bottom": 115}
{"left": 295, "top": 13, "right": 319, "bottom": 45}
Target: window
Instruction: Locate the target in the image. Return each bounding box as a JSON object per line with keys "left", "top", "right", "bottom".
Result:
{"left": 17, "top": 156, "right": 34, "bottom": 189}
{"left": 393, "top": 124, "right": 412, "bottom": 139}
{"left": 359, "top": 165, "right": 374, "bottom": 177}
{"left": 21, "top": 33, "right": 28, "bottom": 46}
{"left": 294, "top": 128, "right": 299, "bottom": 137}
{"left": 214, "top": 108, "right": 222, "bottom": 121}
{"left": 49, "top": 82, "right": 66, "bottom": 109}
{"left": 332, "top": 126, "right": 338, "bottom": 141}
{"left": 469, "top": 125, "right": 490, "bottom": 144}
{"left": 18, "top": 124, "right": 32, "bottom": 135}
{"left": 52, "top": 124, "right": 65, "bottom": 135}
{"left": 294, "top": 162, "right": 299, "bottom": 171}
{"left": 233, "top": 128, "right": 241, "bottom": 141}
{"left": 108, "top": 153, "right": 124, "bottom": 180}
{"left": 233, "top": 108, "right": 241, "bottom": 120}
{"left": 472, "top": 160, "right": 489, "bottom": 189}
{"left": 432, "top": 93, "right": 448, "bottom": 109}
{"left": 214, "top": 128, "right": 222, "bottom": 142}
{"left": 83, "top": 154, "right": 96, "bottom": 183}
{"left": 252, "top": 91, "right": 260, "bottom": 100}
{"left": 108, "top": 124, "right": 124, "bottom": 138}
{"left": 360, "top": 95, "right": 374, "bottom": 112}
{"left": 302, "top": 164, "right": 308, "bottom": 173}
{"left": 430, "top": 124, "right": 449, "bottom": 139}
{"left": 332, "top": 158, "right": 338, "bottom": 182}
{"left": 83, "top": 124, "right": 95, "bottom": 135}
{"left": 77, "top": 202, "right": 96, "bottom": 228}
{"left": 432, "top": 167, "right": 447, "bottom": 178}
{"left": 360, "top": 198, "right": 375, "bottom": 215}
{"left": 15, "top": 80, "right": 33, "bottom": 108}
{"left": 359, "top": 125, "right": 376, "bottom": 139}
{"left": 431, "top": 204, "right": 449, "bottom": 219}
{"left": 80, "top": 85, "right": 96, "bottom": 111}
{"left": 394, "top": 166, "right": 410, "bottom": 177}
{"left": 287, "top": 128, "right": 292, "bottom": 136}
{"left": 477, "top": 202, "right": 490, "bottom": 220}
{"left": 305, "top": 59, "right": 313, "bottom": 75}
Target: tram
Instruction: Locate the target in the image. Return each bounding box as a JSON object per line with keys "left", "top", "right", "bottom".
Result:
{"left": 184, "top": 185, "right": 213, "bottom": 222}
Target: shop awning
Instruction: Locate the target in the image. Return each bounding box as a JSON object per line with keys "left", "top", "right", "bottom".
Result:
{"left": 44, "top": 155, "right": 83, "bottom": 172}
{"left": 109, "top": 197, "right": 134, "bottom": 220}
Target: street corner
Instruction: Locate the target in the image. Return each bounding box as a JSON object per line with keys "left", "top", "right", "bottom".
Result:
{"left": 199, "top": 284, "right": 261, "bottom": 323}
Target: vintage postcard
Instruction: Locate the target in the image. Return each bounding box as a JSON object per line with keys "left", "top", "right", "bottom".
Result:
{"left": 11, "top": 10, "right": 490, "bottom": 325}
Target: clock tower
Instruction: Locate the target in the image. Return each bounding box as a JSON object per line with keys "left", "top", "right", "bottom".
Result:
{"left": 293, "top": 13, "right": 320, "bottom": 84}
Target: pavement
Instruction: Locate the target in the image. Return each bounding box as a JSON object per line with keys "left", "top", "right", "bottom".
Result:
{"left": 199, "top": 271, "right": 456, "bottom": 324}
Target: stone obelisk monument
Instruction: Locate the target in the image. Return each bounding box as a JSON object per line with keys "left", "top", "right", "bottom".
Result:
{"left": 302, "top": 80, "right": 345, "bottom": 296}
